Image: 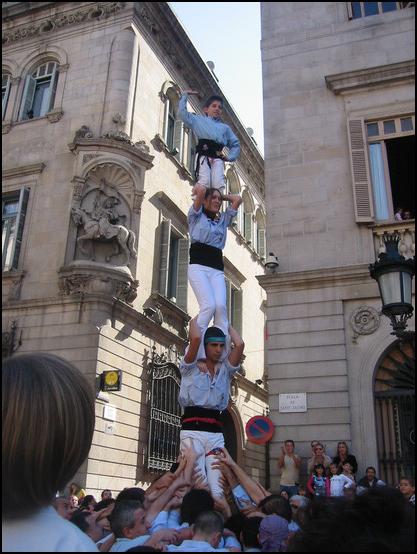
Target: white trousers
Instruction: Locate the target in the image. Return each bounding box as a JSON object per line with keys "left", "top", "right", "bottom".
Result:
{"left": 188, "top": 264, "right": 229, "bottom": 360}
{"left": 180, "top": 430, "right": 224, "bottom": 499}
{"left": 196, "top": 157, "right": 225, "bottom": 191}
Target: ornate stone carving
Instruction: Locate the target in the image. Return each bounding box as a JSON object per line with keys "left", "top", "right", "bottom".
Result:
{"left": 350, "top": 306, "right": 381, "bottom": 343}
{"left": 2, "top": 2, "right": 126, "bottom": 45}
{"left": 58, "top": 273, "right": 93, "bottom": 295}
{"left": 134, "top": 140, "right": 150, "bottom": 154}
{"left": 71, "top": 177, "right": 86, "bottom": 203}
{"left": 71, "top": 179, "right": 137, "bottom": 266}
{"left": 82, "top": 154, "right": 100, "bottom": 164}
{"left": 46, "top": 109, "right": 64, "bottom": 123}
{"left": 115, "top": 278, "right": 139, "bottom": 304}
{"left": 230, "top": 376, "right": 239, "bottom": 403}
{"left": 151, "top": 133, "right": 166, "bottom": 152}
{"left": 74, "top": 125, "right": 93, "bottom": 141}
{"left": 101, "top": 129, "right": 151, "bottom": 154}
{"left": 2, "top": 122, "right": 11, "bottom": 134}
{"left": 133, "top": 190, "right": 145, "bottom": 214}
{"left": 2, "top": 320, "right": 22, "bottom": 359}
{"left": 8, "top": 274, "right": 24, "bottom": 301}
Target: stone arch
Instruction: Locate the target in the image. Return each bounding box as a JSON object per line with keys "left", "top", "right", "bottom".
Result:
{"left": 225, "top": 167, "right": 241, "bottom": 194}
{"left": 19, "top": 45, "right": 68, "bottom": 76}
{"left": 2, "top": 58, "right": 18, "bottom": 78}
{"left": 242, "top": 189, "right": 255, "bottom": 213}
{"left": 81, "top": 157, "right": 143, "bottom": 197}
{"left": 160, "top": 79, "right": 181, "bottom": 100}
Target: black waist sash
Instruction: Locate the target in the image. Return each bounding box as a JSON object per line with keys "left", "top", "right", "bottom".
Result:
{"left": 195, "top": 139, "right": 224, "bottom": 181}
{"left": 181, "top": 406, "right": 223, "bottom": 433}
{"left": 190, "top": 242, "right": 224, "bottom": 271}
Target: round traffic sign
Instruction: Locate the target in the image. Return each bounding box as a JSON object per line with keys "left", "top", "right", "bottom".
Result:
{"left": 245, "top": 415, "right": 275, "bottom": 445}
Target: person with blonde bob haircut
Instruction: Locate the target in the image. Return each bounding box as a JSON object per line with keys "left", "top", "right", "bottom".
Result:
{"left": 2, "top": 352, "right": 98, "bottom": 552}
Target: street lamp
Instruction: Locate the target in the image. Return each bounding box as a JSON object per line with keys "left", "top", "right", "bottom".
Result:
{"left": 369, "top": 233, "right": 415, "bottom": 338}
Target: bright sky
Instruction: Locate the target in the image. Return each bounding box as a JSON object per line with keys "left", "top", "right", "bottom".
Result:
{"left": 169, "top": 2, "right": 264, "bottom": 156}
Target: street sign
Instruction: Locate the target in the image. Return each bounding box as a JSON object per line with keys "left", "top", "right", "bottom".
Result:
{"left": 246, "top": 415, "right": 275, "bottom": 445}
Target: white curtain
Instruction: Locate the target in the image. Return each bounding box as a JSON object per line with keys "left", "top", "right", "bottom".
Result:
{"left": 369, "top": 143, "right": 389, "bottom": 220}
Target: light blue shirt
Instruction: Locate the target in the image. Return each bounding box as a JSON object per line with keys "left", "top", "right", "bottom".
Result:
{"left": 178, "top": 93, "right": 240, "bottom": 162}
{"left": 188, "top": 205, "right": 237, "bottom": 250}
{"left": 109, "top": 535, "right": 150, "bottom": 552}
{"left": 232, "top": 484, "right": 256, "bottom": 509}
{"left": 179, "top": 357, "right": 240, "bottom": 411}
{"left": 167, "top": 539, "right": 229, "bottom": 552}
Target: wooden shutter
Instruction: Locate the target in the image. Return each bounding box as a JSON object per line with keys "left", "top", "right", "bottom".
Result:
{"left": 244, "top": 212, "right": 252, "bottom": 242}
{"left": 11, "top": 187, "right": 30, "bottom": 270}
{"left": 232, "top": 288, "right": 243, "bottom": 336}
{"left": 158, "top": 219, "right": 171, "bottom": 297}
{"left": 173, "top": 120, "right": 184, "bottom": 160}
{"left": 2, "top": 75, "right": 11, "bottom": 120}
{"left": 347, "top": 118, "right": 375, "bottom": 222}
{"left": 258, "top": 228, "right": 266, "bottom": 258}
{"left": 44, "top": 63, "right": 58, "bottom": 114}
{"left": 176, "top": 237, "right": 189, "bottom": 312}
{"left": 19, "top": 75, "right": 36, "bottom": 120}
{"left": 163, "top": 97, "right": 170, "bottom": 143}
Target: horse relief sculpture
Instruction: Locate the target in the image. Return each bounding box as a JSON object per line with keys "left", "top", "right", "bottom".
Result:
{"left": 71, "top": 186, "right": 137, "bottom": 267}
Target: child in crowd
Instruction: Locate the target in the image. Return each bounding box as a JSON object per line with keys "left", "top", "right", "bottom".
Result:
{"left": 297, "top": 485, "right": 307, "bottom": 497}
{"left": 329, "top": 463, "right": 355, "bottom": 497}
{"left": 307, "top": 464, "right": 330, "bottom": 498}
{"left": 399, "top": 477, "right": 415, "bottom": 506}
{"left": 179, "top": 90, "right": 240, "bottom": 193}
{"left": 341, "top": 461, "right": 355, "bottom": 483}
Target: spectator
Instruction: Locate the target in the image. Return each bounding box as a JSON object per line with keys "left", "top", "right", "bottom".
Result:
{"left": 343, "top": 480, "right": 356, "bottom": 502}
{"left": 70, "top": 482, "right": 87, "bottom": 501}
{"left": 403, "top": 210, "right": 413, "bottom": 220}
{"left": 2, "top": 352, "right": 98, "bottom": 552}
{"left": 341, "top": 461, "right": 355, "bottom": 483}
{"left": 108, "top": 500, "right": 177, "bottom": 552}
{"left": 69, "top": 494, "right": 80, "bottom": 512}
{"left": 277, "top": 440, "right": 301, "bottom": 499}
{"left": 332, "top": 441, "right": 358, "bottom": 475}
{"left": 240, "top": 516, "right": 262, "bottom": 552}
{"left": 399, "top": 477, "right": 415, "bottom": 506}
{"left": 357, "top": 466, "right": 379, "bottom": 490}
{"left": 102, "top": 490, "right": 113, "bottom": 501}
{"left": 80, "top": 495, "right": 98, "bottom": 512}
{"left": 288, "top": 495, "right": 309, "bottom": 534}
{"left": 166, "top": 510, "right": 226, "bottom": 552}
{"left": 259, "top": 514, "right": 289, "bottom": 552}
{"left": 394, "top": 207, "right": 404, "bottom": 221}
{"left": 116, "top": 488, "right": 146, "bottom": 505}
{"left": 287, "top": 486, "right": 414, "bottom": 552}
{"left": 307, "top": 443, "right": 332, "bottom": 475}
{"left": 71, "top": 510, "right": 108, "bottom": 544}
{"left": 52, "top": 496, "right": 72, "bottom": 520}
{"left": 297, "top": 485, "right": 306, "bottom": 497}
{"left": 329, "top": 463, "right": 354, "bottom": 497}
{"left": 307, "top": 464, "right": 330, "bottom": 498}
{"left": 258, "top": 495, "right": 292, "bottom": 523}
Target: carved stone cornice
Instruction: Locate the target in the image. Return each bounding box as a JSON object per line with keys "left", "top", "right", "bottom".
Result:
{"left": 135, "top": 3, "right": 265, "bottom": 197}
{"left": 325, "top": 60, "right": 415, "bottom": 95}
{"left": 151, "top": 191, "right": 188, "bottom": 229}
{"left": 2, "top": 122, "right": 12, "bottom": 135}
{"left": 2, "top": 2, "right": 127, "bottom": 46}
{"left": 2, "top": 162, "right": 46, "bottom": 179}
{"left": 46, "top": 108, "right": 64, "bottom": 123}
{"left": 69, "top": 137, "right": 154, "bottom": 169}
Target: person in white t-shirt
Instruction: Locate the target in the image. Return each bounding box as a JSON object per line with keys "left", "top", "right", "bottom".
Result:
{"left": 277, "top": 440, "right": 301, "bottom": 498}
{"left": 329, "top": 463, "right": 355, "bottom": 497}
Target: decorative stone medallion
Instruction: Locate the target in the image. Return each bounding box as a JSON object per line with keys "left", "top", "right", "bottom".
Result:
{"left": 350, "top": 306, "right": 380, "bottom": 343}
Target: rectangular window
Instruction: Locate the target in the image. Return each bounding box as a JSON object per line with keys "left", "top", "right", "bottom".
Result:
{"left": 2, "top": 188, "right": 29, "bottom": 271}
{"left": 166, "top": 102, "right": 175, "bottom": 150}
{"left": 19, "top": 62, "right": 57, "bottom": 121}
{"left": 367, "top": 115, "right": 415, "bottom": 221}
{"left": 2, "top": 73, "right": 11, "bottom": 120}
{"left": 349, "top": 1, "right": 406, "bottom": 18}
{"left": 225, "top": 277, "right": 243, "bottom": 335}
{"left": 167, "top": 232, "right": 180, "bottom": 302}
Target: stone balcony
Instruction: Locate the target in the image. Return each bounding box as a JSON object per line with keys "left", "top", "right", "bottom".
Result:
{"left": 370, "top": 220, "right": 415, "bottom": 260}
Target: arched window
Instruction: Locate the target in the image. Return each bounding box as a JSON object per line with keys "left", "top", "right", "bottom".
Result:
{"left": 163, "top": 86, "right": 184, "bottom": 162}
{"left": 226, "top": 169, "right": 243, "bottom": 232}
{"left": 19, "top": 61, "right": 58, "bottom": 121}
{"left": 2, "top": 72, "right": 11, "bottom": 120}
{"left": 374, "top": 338, "right": 415, "bottom": 484}
{"left": 255, "top": 209, "right": 266, "bottom": 258}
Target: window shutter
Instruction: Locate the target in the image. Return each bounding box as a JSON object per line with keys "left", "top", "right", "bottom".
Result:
{"left": 2, "top": 76, "right": 11, "bottom": 120}
{"left": 244, "top": 212, "right": 252, "bottom": 242}
{"left": 19, "top": 75, "right": 36, "bottom": 120}
{"left": 158, "top": 219, "right": 171, "bottom": 297}
{"left": 225, "top": 277, "right": 231, "bottom": 321}
{"left": 258, "top": 228, "right": 266, "bottom": 258}
{"left": 45, "top": 63, "right": 58, "bottom": 114}
{"left": 176, "top": 237, "right": 189, "bottom": 312}
{"left": 173, "top": 120, "right": 184, "bottom": 160}
{"left": 163, "top": 98, "right": 170, "bottom": 143}
{"left": 347, "top": 118, "right": 375, "bottom": 222}
{"left": 11, "top": 187, "right": 30, "bottom": 270}
{"left": 232, "top": 288, "right": 243, "bottom": 336}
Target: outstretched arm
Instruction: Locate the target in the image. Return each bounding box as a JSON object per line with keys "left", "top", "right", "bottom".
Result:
{"left": 192, "top": 184, "right": 207, "bottom": 212}
{"left": 222, "top": 193, "right": 242, "bottom": 211}
{"left": 184, "top": 317, "right": 201, "bottom": 364}
{"left": 228, "top": 325, "right": 245, "bottom": 368}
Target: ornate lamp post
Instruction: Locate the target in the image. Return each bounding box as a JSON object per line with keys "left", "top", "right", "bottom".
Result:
{"left": 369, "top": 233, "right": 415, "bottom": 338}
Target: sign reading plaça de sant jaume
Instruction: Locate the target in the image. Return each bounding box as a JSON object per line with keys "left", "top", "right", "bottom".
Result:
{"left": 279, "top": 393, "right": 307, "bottom": 413}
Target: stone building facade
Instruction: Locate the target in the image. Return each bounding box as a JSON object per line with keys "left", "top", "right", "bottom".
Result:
{"left": 260, "top": 2, "right": 415, "bottom": 488}
{"left": 2, "top": 1, "right": 268, "bottom": 496}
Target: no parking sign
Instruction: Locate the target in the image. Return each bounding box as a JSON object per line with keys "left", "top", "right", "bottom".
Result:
{"left": 245, "top": 415, "right": 275, "bottom": 445}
